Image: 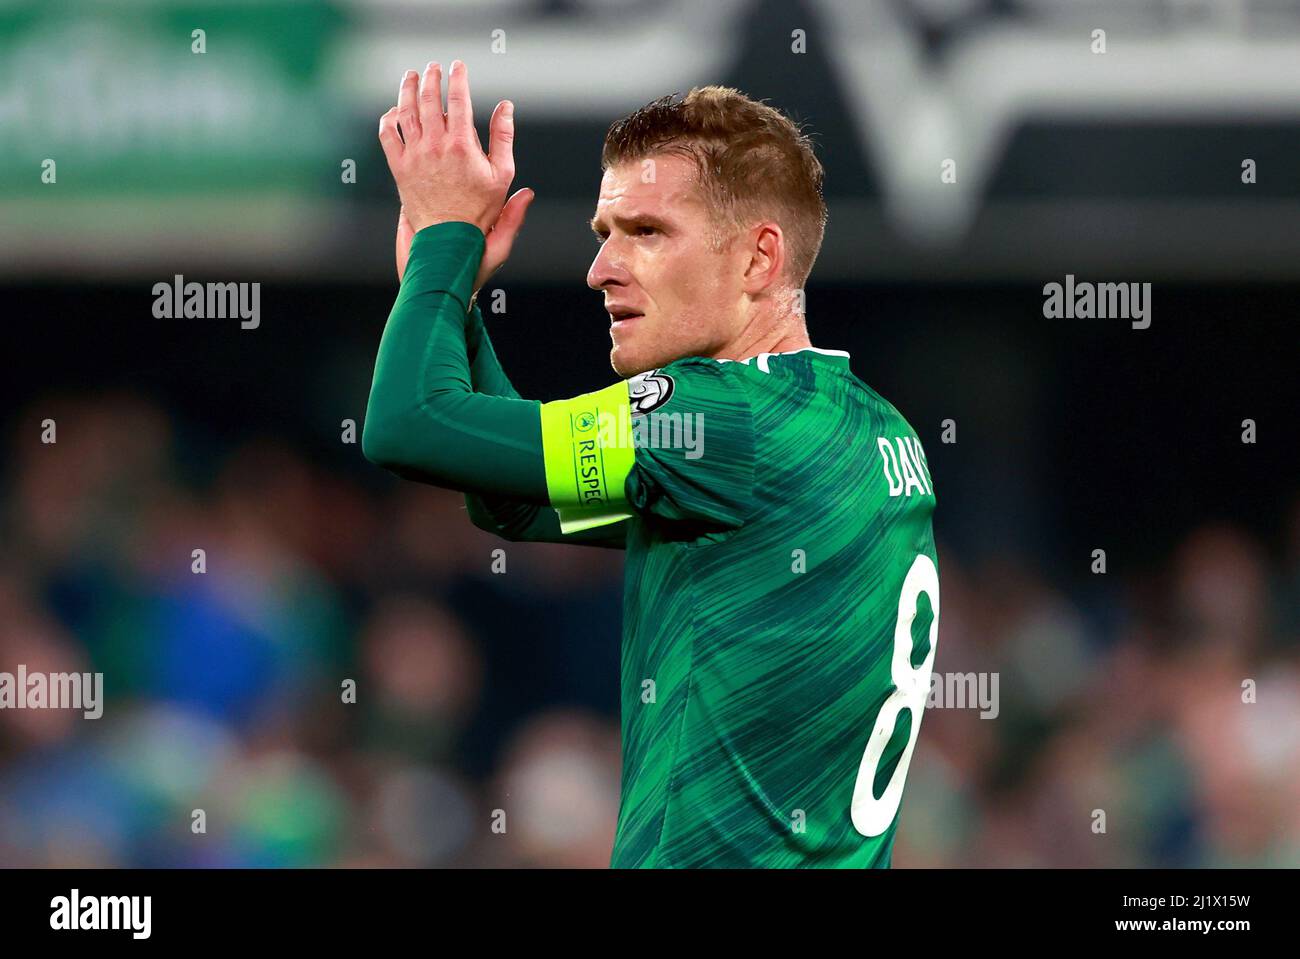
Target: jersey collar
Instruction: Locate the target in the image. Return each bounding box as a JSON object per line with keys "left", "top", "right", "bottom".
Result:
{"left": 724, "top": 347, "right": 852, "bottom": 372}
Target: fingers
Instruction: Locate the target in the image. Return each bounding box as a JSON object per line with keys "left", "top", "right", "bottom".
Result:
{"left": 445, "top": 59, "right": 474, "bottom": 142}
{"left": 418, "top": 61, "right": 444, "bottom": 138}
{"left": 396, "top": 69, "right": 421, "bottom": 143}
{"left": 378, "top": 107, "right": 403, "bottom": 165}
{"left": 487, "top": 99, "right": 516, "bottom": 182}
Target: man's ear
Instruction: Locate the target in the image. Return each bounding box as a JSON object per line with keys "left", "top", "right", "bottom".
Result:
{"left": 742, "top": 223, "right": 785, "bottom": 294}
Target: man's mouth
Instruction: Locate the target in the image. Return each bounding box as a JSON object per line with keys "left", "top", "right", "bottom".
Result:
{"left": 608, "top": 308, "right": 644, "bottom": 328}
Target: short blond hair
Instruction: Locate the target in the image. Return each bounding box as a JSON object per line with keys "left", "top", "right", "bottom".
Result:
{"left": 601, "top": 86, "right": 827, "bottom": 287}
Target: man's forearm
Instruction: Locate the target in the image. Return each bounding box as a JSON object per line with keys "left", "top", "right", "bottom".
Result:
{"left": 466, "top": 302, "right": 519, "bottom": 399}
{"left": 462, "top": 303, "right": 627, "bottom": 548}
{"left": 362, "top": 222, "right": 549, "bottom": 502}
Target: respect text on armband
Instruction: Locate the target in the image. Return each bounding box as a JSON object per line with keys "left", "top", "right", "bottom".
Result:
{"left": 574, "top": 437, "right": 611, "bottom": 506}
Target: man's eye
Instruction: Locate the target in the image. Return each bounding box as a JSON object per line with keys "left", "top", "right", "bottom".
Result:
{"left": 635, "top": 225, "right": 657, "bottom": 236}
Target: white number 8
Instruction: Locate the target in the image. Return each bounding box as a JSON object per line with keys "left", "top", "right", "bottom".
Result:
{"left": 851, "top": 553, "right": 939, "bottom": 837}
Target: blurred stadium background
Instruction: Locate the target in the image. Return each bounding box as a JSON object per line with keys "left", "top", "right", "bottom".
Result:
{"left": 1, "top": 0, "right": 1298, "bottom": 867}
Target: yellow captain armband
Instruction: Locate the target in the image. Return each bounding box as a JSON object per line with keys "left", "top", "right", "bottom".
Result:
{"left": 539, "top": 380, "right": 636, "bottom": 533}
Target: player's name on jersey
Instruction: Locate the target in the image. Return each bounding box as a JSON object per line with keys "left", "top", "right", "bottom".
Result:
{"left": 877, "top": 435, "right": 933, "bottom": 497}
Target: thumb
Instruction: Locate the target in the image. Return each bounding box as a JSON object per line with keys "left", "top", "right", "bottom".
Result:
{"left": 396, "top": 206, "right": 416, "bottom": 282}
{"left": 483, "top": 187, "right": 535, "bottom": 266}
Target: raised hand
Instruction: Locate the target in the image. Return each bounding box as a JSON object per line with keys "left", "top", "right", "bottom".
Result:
{"left": 379, "top": 60, "right": 517, "bottom": 234}
{"left": 385, "top": 61, "right": 534, "bottom": 291}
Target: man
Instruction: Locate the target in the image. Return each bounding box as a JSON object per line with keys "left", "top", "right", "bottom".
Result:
{"left": 365, "top": 60, "right": 940, "bottom": 867}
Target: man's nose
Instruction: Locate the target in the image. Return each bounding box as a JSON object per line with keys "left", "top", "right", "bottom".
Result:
{"left": 587, "top": 242, "right": 623, "bottom": 291}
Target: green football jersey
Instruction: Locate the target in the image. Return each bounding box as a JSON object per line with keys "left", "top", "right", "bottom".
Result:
{"left": 364, "top": 222, "right": 940, "bottom": 869}
{"left": 599, "top": 350, "right": 939, "bottom": 867}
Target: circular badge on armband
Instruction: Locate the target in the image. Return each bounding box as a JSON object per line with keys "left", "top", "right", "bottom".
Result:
{"left": 627, "top": 369, "right": 675, "bottom": 417}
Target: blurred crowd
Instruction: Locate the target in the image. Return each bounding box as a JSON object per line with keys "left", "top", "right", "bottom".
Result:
{"left": 1, "top": 392, "right": 1297, "bottom": 867}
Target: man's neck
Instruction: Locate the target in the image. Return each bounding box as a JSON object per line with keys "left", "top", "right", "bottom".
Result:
{"left": 712, "top": 301, "right": 812, "bottom": 362}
